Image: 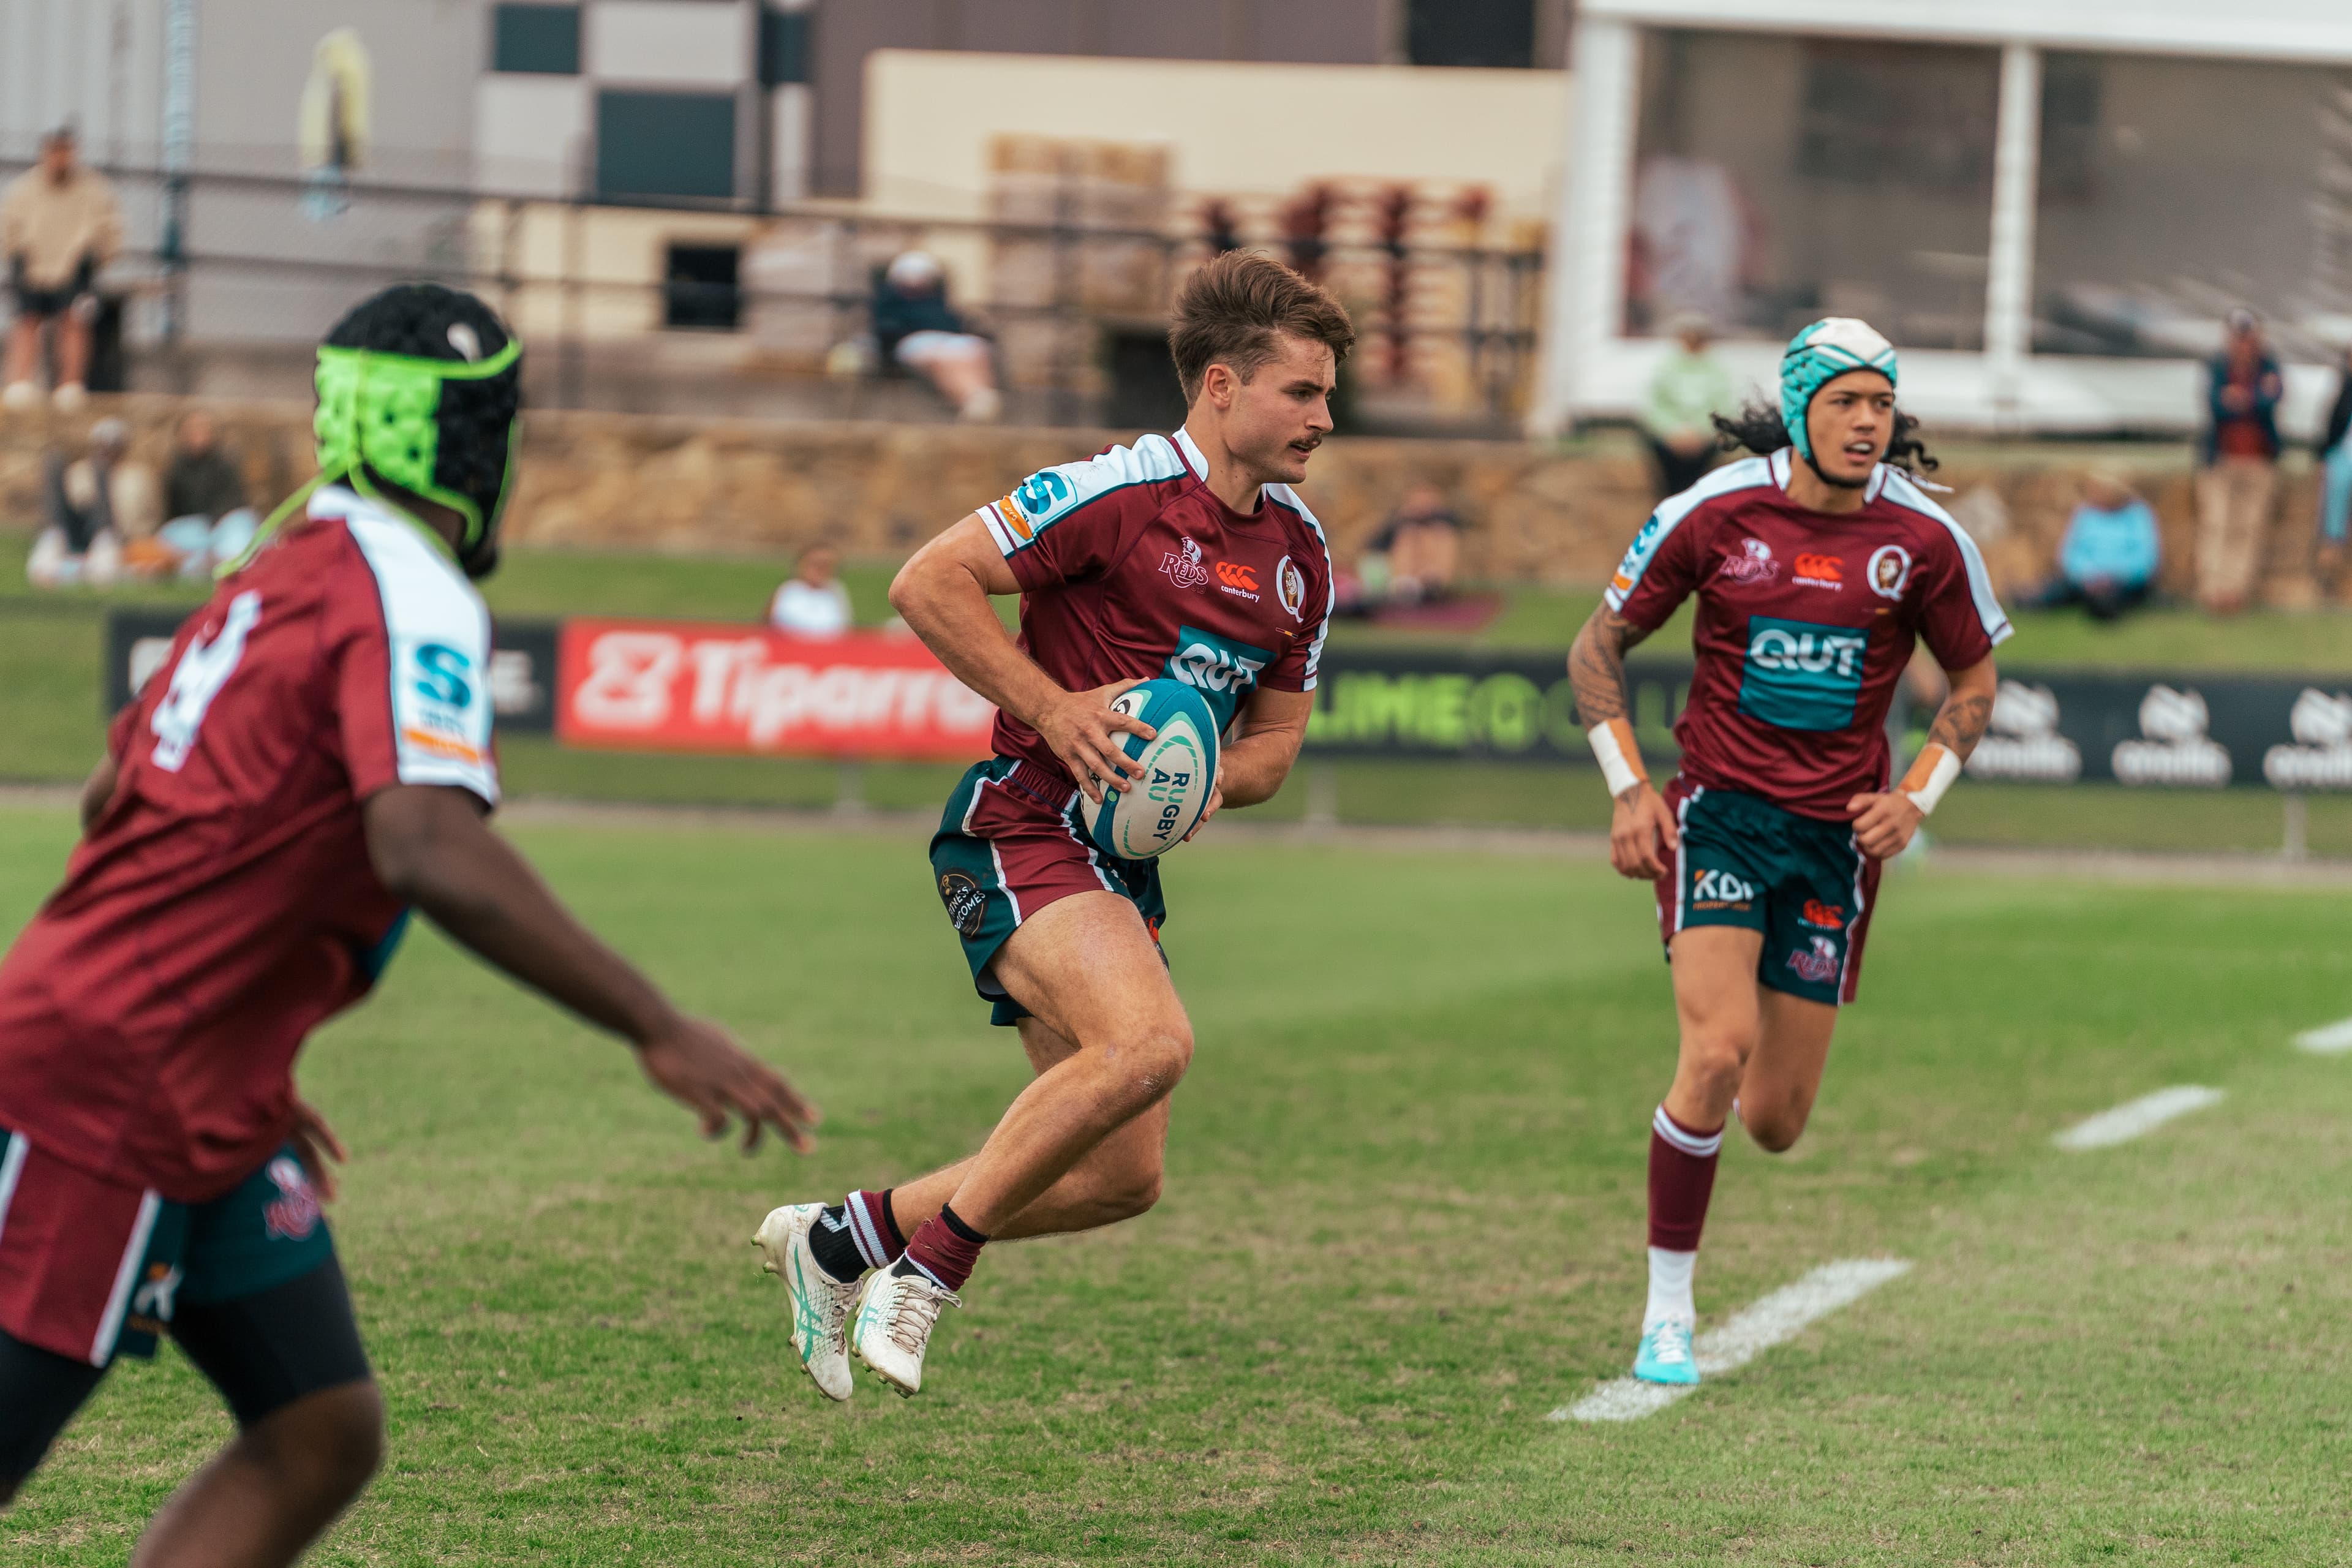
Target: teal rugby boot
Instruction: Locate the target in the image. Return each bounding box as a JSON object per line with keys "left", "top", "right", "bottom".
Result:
{"left": 1632, "top": 1317, "right": 1700, "bottom": 1386}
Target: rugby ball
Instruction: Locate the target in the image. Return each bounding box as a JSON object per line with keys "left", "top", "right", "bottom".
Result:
{"left": 1078, "top": 678, "right": 1221, "bottom": 859}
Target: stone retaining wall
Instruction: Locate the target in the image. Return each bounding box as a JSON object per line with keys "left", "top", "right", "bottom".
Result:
{"left": 1, "top": 394, "right": 2332, "bottom": 605}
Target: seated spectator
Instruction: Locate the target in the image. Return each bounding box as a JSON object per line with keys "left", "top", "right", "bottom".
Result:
{"left": 1357, "top": 483, "right": 1463, "bottom": 608}
{"left": 2030, "top": 469, "right": 2160, "bottom": 622}
{"left": 2, "top": 127, "right": 123, "bottom": 413}
{"left": 28, "top": 417, "right": 156, "bottom": 587}
{"left": 156, "top": 410, "right": 259, "bottom": 580}
{"left": 873, "top": 251, "right": 1001, "bottom": 423}
{"left": 2318, "top": 343, "right": 2352, "bottom": 595}
{"left": 1638, "top": 314, "right": 1734, "bottom": 502}
{"left": 769, "top": 544, "right": 853, "bottom": 638}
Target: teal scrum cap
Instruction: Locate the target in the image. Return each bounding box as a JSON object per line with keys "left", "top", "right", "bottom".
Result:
{"left": 1779, "top": 317, "right": 1898, "bottom": 465}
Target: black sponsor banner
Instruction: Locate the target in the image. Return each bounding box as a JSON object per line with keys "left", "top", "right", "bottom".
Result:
{"left": 1303, "top": 647, "right": 1692, "bottom": 764}
{"left": 1304, "top": 644, "right": 2352, "bottom": 792}
{"left": 104, "top": 608, "right": 560, "bottom": 735}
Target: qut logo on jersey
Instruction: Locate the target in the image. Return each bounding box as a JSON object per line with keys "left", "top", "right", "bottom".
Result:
{"left": 1738, "top": 616, "right": 1870, "bottom": 732}
{"left": 1163, "top": 625, "right": 1270, "bottom": 730}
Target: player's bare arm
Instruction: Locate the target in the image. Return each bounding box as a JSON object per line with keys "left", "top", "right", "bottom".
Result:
{"left": 1569, "top": 603, "right": 1679, "bottom": 880}
{"left": 889, "top": 514, "right": 1154, "bottom": 804}
{"left": 362, "top": 784, "right": 818, "bottom": 1153}
{"left": 1187, "top": 686, "right": 1313, "bottom": 836}
{"left": 1845, "top": 654, "right": 1997, "bottom": 860}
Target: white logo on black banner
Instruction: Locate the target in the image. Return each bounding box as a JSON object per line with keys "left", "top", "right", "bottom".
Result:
{"left": 2263, "top": 688, "right": 2352, "bottom": 790}
{"left": 2112, "top": 685, "right": 2231, "bottom": 788}
{"left": 1966, "top": 680, "right": 2081, "bottom": 783}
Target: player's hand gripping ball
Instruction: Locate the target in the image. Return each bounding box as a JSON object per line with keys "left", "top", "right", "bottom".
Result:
{"left": 1079, "top": 678, "right": 1221, "bottom": 859}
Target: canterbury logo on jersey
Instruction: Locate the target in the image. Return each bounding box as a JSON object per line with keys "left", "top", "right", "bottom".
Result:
{"left": 1793, "top": 553, "right": 1844, "bottom": 587}
{"left": 1215, "top": 561, "right": 1257, "bottom": 590}
{"left": 1738, "top": 616, "right": 1870, "bottom": 733}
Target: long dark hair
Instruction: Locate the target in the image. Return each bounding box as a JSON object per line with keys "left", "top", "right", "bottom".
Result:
{"left": 1710, "top": 399, "right": 1939, "bottom": 478}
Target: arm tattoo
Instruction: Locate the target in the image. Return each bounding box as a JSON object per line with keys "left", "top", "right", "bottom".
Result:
{"left": 1567, "top": 606, "right": 1653, "bottom": 726}
{"left": 1928, "top": 690, "right": 1993, "bottom": 761}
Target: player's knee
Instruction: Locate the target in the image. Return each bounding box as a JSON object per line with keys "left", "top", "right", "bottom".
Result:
{"left": 1104, "top": 1023, "right": 1193, "bottom": 1103}
{"left": 253, "top": 1381, "right": 383, "bottom": 1501}
{"left": 1681, "top": 1033, "right": 1752, "bottom": 1096}
{"left": 1097, "top": 1163, "right": 1165, "bottom": 1223}
{"left": 1741, "top": 1101, "right": 1811, "bottom": 1155}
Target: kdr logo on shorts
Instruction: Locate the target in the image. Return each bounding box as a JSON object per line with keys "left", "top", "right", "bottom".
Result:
{"left": 1691, "top": 869, "right": 1757, "bottom": 908}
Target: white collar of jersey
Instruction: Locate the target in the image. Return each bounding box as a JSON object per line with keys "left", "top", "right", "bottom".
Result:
{"left": 1770, "top": 446, "right": 1888, "bottom": 505}
{"left": 1173, "top": 427, "right": 1210, "bottom": 481}
{"left": 307, "top": 483, "right": 461, "bottom": 562}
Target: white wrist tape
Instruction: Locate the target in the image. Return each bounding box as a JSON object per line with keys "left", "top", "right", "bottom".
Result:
{"left": 1899, "top": 743, "right": 1961, "bottom": 815}
{"left": 1589, "top": 717, "right": 1648, "bottom": 799}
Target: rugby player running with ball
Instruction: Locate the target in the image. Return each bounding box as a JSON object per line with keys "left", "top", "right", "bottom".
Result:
{"left": 0, "top": 285, "right": 816, "bottom": 1559}
{"left": 757, "top": 253, "right": 1348, "bottom": 1400}
{"left": 1567, "top": 319, "right": 2009, "bottom": 1387}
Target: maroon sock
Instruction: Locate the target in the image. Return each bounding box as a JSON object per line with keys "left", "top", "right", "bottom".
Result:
{"left": 1646, "top": 1105, "right": 1724, "bottom": 1252}
{"left": 843, "top": 1188, "right": 905, "bottom": 1271}
{"left": 899, "top": 1203, "right": 987, "bottom": 1292}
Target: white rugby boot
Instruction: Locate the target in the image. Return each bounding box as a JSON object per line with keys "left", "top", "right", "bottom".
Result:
{"left": 752, "top": 1203, "right": 860, "bottom": 1402}
{"left": 850, "top": 1264, "right": 960, "bottom": 1397}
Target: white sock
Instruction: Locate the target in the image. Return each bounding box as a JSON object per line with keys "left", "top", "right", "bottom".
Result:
{"left": 1645, "top": 1246, "right": 1697, "bottom": 1328}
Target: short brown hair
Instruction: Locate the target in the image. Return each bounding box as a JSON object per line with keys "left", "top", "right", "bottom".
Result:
{"left": 1168, "top": 252, "right": 1354, "bottom": 404}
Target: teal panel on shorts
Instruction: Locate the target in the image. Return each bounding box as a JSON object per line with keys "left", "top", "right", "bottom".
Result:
{"left": 1673, "top": 788, "right": 1863, "bottom": 1006}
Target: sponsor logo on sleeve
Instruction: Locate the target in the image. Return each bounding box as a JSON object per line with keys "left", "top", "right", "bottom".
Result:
{"left": 989, "top": 493, "right": 1035, "bottom": 543}
{"left": 1966, "top": 680, "right": 2082, "bottom": 782}
{"left": 2112, "top": 684, "right": 2231, "bottom": 788}
{"left": 2263, "top": 688, "right": 2352, "bottom": 790}
{"left": 1736, "top": 615, "right": 1869, "bottom": 731}
{"left": 1160, "top": 535, "right": 1210, "bottom": 591}
{"left": 1717, "top": 537, "right": 1781, "bottom": 586}
{"left": 398, "top": 639, "right": 488, "bottom": 767}
{"left": 1866, "top": 544, "right": 1913, "bottom": 600}
{"left": 1785, "top": 935, "right": 1841, "bottom": 984}
{"left": 1611, "top": 514, "right": 1667, "bottom": 595}
{"left": 1276, "top": 555, "right": 1308, "bottom": 620}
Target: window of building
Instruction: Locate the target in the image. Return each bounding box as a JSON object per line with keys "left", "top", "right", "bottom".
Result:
{"left": 665, "top": 244, "right": 742, "bottom": 330}
{"left": 1408, "top": 0, "right": 1535, "bottom": 70}
{"left": 595, "top": 91, "right": 737, "bottom": 202}
{"left": 491, "top": 3, "right": 580, "bottom": 75}
{"left": 760, "top": 6, "right": 811, "bottom": 88}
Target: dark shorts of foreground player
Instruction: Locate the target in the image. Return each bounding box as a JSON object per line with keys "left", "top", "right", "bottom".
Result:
{"left": 1652, "top": 778, "right": 1883, "bottom": 1006}
{"left": 929, "top": 758, "right": 1169, "bottom": 1027}
{"left": 0, "top": 1127, "right": 373, "bottom": 1481}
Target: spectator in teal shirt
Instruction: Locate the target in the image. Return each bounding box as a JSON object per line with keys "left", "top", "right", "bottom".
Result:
{"left": 2032, "top": 470, "right": 2160, "bottom": 622}
{"left": 1638, "top": 315, "right": 1735, "bottom": 501}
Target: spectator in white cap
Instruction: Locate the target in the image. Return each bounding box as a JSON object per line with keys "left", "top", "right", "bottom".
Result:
{"left": 28, "top": 417, "right": 157, "bottom": 587}
{"left": 872, "top": 251, "right": 1001, "bottom": 422}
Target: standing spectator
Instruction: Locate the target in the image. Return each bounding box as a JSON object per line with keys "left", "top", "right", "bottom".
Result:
{"left": 1638, "top": 314, "right": 1735, "bottom": 501}
{"left": 769, "top": 543, "right": 853, "bottom": 638}
{"left": 157, "top": 409, "right": 260, "bottom": 579}
{"left": 27, "top": 417, "right": 156, "bottom": 587}
{"left": 2, "top": 127, "right": 123, "bottom": 413}
{"left": 2316, "top": 342, "right": 2352, "bottom": 596}
{"left": 2193, "top": 308, "right": 2284, "bottom": 616}
{"left": 872, "top": 251, "right": 1001, "bottom": 423}
{"left": 2030, "top": 469, "right": 2160, "bottom": 622}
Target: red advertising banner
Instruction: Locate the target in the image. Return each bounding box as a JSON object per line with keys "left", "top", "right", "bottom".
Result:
{"left": 555, "top": 619, "right": 998, "bottom": 761}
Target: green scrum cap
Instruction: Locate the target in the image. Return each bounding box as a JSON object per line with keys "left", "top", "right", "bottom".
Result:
{"left": 224, "top": 317, "right": 522, "bottom": 577}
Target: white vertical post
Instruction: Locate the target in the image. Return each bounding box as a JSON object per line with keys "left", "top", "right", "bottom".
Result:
{"left": 159, "top": 0, "right": 196, "bottom": 345}
{"left": 1530, "top": 15, "right": 1640, "bottom": 437}
{"left": 1984, "top": 42, "right": 2041, "bottom": 431}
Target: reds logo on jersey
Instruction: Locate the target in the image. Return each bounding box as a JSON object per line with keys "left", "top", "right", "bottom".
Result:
{"left": 1161, "top": 536, "right": 1210, "bottom": 590}
{"left": 1718, "top": 537, "right": 1780, "bottom": 585}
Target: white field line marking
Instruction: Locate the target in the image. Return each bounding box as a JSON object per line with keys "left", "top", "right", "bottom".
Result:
{"left": 2293, "top": 1017, "right": 2352, "bottom": 1055}
{"left": 2051, "top": 1085, "right": 2225, "bottom": 1152}
{"left": 1549, "top": 1258, "right": 1912, "bottom": 1424}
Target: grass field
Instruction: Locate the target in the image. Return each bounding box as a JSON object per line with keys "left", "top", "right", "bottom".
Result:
{"left": 4, "top": 805, "right": 2348, "bottom": 1564}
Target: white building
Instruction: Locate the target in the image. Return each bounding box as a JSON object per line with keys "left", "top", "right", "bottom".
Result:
{"left": 1536, "top": 1, "right": 2352, "bottom": 439}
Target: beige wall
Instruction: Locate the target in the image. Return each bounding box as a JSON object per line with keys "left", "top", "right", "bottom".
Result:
{"left": 862, "top": 50, "right": 1572, "bottom": 222}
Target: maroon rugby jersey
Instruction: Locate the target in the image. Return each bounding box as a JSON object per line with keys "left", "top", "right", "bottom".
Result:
{"left": 977, "top": 428, "right": 1334, "bottom": 780}
{"left": 1605, "top": 448, "right": 2011, "bottom": 820}
{"left": 0, "top": 487, "right": 499, "bottom": 1201}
